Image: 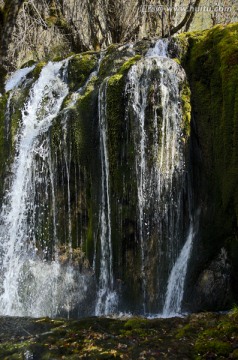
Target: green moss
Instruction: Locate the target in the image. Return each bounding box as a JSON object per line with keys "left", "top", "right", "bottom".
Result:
{"left": 124, "top": 318, "right": 148, "bottom": 330}
{"left": 106, "top": 73, "right": 124, "bottom": 179}
{"left": 99, "top": 54, "right": 116, "bottom": 79}
{"left": 172, "top": 57, "right": 181, "bottom": 65}
{"left": 231, "top": 303, "right": 238, "bottom": 316}
{"left": 9, "top": 86, "right": 34, "bottom": 150}
{"left": 47, "top": 44, "right": 71, "bottom": 62}
{"left": 72, "top": 78, "right": 99, "bottom": 262}
{"left": 99, "top": 48, "right": 141, "bottom": 80}
{"left": 181, "top": 82, "right": 191, "bottom": 138}
{"left": 68, "top": 53, "right": 98, "bottom": 91}
{"left": 195, "top": 339, "right": 231, "bottom": 358}
{"left": 0, "top": 65, "right": 7, "bottom": 93}
{"left": 105, "top": 55, "right": 142, "bottom": 185}
{"left": 118, "top": 55, "right": 141, "bottom": 74}
{"left": 176, "top": 324, "right": 193, "bottom": 339}
{"left": 1, "top": 313, "right": 238, "bottom": 359}
{"left": 20, "top": 60, "right": 36, "bottom": 69}
{"left": 232, "top": 349, "right": 238, "bottom": 359}
{"left": 73, "top": 79, "right": 97, "bottom": 160}
{"left": 180, "top": 23, "right": 238, "bottom": 290}
{"left": 32, "top": 61, "right": 46, "bottom": 79}
{"left": 100, "top": 58, "right": 141, "bottom": 294}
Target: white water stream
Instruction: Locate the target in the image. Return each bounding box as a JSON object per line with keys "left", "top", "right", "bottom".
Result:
{"left": 95, "top": 81, "right": 118, "bottom": 315}
{"left": 163, "top": 224, "right": 194, "bottom": 316}
{"left": 126, "top": 39, "right": 193, "bottom": 315}
{"left": 0, "top": 61, "right": 88, "bottom": 317}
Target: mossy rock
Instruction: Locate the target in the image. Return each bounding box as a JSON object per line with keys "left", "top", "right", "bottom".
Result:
{"left": 181, "top": 81, "right": 191, "bottom": 138}
{"left": 179, "top": 23, "right": 238, "bottom": 308}
{"left": 0, "top": 65, "right": 7, "bottom": 93}
{"left": 118, "top": 55, "right": 141, "bottom": 75}
{"left": 20, "top": 60, "right": 36, "bottom": 69}
{"left": 99, "top": 47, "right": 141, "bottom": 80}
{"left": 32, "top": 62, "right": 47, "bottom": 79}
{"left": 68, "top": 53, "right": 98, "bottom": 92}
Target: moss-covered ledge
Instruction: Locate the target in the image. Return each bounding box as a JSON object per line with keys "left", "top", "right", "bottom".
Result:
{"left": 1, "top": 311, "right": 238, "bottom": 359}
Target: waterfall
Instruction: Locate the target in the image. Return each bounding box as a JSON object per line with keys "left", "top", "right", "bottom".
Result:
{"left": 0, "top": 60, "right": 90, "bottom": 317}
{"left": 0, "top": 40, "right": 193, "bottom": 318}
{"left": 125, "top": 40, "right": 190, "bottom": 314}
{"left": 95, "top": 81, "right": 118, "bottom": 315}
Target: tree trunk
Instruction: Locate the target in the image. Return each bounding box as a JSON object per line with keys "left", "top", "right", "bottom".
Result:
{"left": 165, "top": 0, "right": 201, "bottom": 37}
{"left": 0, "top": 0, "right": 25, "bottom": 70}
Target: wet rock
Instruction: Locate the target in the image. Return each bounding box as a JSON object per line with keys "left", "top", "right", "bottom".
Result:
{"left": 192, "top": 248, "right": 231, "bottom": 311}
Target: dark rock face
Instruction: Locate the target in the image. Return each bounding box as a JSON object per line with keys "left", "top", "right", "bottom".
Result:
{"left": 190, "top": 249, "right": 231, "bottom": 311}
{"left": 179, "top": 23, "right": 238, "bottom": 310}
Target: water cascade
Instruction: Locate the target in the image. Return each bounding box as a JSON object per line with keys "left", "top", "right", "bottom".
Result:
{"left": 95, "top": 81, "right": 118, "bottom": 315}
{"left": 125, "top": 40, "right": 191, "bottom": 314}
{"left": 0, "top": 61, "right": 92, "bottom": 317}
{"left": 163, "top": 223, "right": 194, "bottom": 316}
{"left": 0, "top": 40, "right": 193, "bottom": 318}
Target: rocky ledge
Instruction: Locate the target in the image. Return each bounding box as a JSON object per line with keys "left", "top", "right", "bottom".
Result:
{"left": 1, "top": 311, "right": 238, "bottom": 359}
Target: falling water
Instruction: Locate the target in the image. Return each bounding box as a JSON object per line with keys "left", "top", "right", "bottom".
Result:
{"left": 5, "top": 65, "right": 36, "bottom": 92}
{"left": 126, "top": 39, "right": 189, "bottom": 313}
{"left": 95, "top": 81, "right": 118, "bottom": 315}
{"left": 146, "top": 39, "right": 169, "bottom": 58}
{"left": 0, "top": 40, "right": 193, "bottom": 318}
{"left": 0, "top": 60, "right": 90, "bottom": 317}
{"left": 162, "top": 223, "right": 194, "bottom": 317}
{"left": 145, "top": 40, "right": 195, "bottom": 316}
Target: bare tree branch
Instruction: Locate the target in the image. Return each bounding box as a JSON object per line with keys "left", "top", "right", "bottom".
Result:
{"left": 165, "top": 0, "right": 201, "bottom": 37}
